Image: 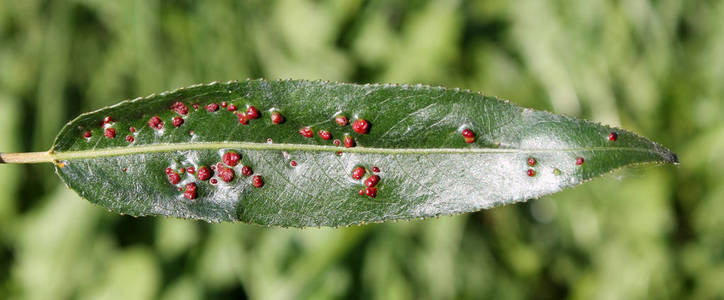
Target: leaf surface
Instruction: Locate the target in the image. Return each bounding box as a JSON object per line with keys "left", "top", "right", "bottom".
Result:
{"left": 50, "top": 80, "right": 677, "bottom": 226}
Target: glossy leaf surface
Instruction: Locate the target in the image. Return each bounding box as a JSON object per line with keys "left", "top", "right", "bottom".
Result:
{"left": 51, "top": 80, "right": 677, "bottom": 226}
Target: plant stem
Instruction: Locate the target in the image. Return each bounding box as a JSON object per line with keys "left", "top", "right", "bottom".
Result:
{"left": 0, "top": 151, "right": 53, "bottom": 164}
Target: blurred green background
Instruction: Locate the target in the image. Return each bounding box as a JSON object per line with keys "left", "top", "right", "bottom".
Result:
{"left": 0, "top": 0, "right": 719, "bottom": 299}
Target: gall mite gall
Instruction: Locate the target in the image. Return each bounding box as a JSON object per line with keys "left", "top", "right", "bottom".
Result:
{"left": 318, "top": 130, "right": 331, "bottom": 140}
{"left": 336, "top": 151, "right": 342, "bottom": 156}
{"left": 372, "top": 166, "right": 380, "bottom": 173}
{"left": 527, "top": 157, "right": 537, "bottom": 166}
{"left": 83, "top": 131, "right": 92, "bottom": 138}
{"left": 172, "top": 116, "right": 184, "bottom": 127}
{"left": 352, "top": 119, "right": 370, "bottom": 134}
{"left": 462, "top": 129, "right": 475, "bottom": 143}
{"left": 227, "top": 104, "right": 237, "bottom": 111}
{"left": 104, "top": 128, "right": 116, "bottom": 139}
{"left": 102, "top": 116, "right": 114, "bottom": 125}
{"left": 365, "top": 186, "right": 378, "bottom": 198}
{"left": 210, "top": 178, "right": 218, "bottom": 184}
{"left": 223, "top": 151, "right": 241, "bottom": 167}
{"left": 205, "top": 103, "right": 219, "bottom": 112}
{"left": 178, "top": 168, "right": 185, "bottom": 174}
{"left": 270, "top": 111, "right": 284, "bottom": 124}
{"left": 184, "top": 187, "right": 197, "bottom": 200}
{"left": 290, "top": 160, "right": 297, "bottom": 167}
{"left": 186, "top": 166, "right": 195, "bottom": 174}
{"left": 221, "top": 101, "right": 227, "bottom": 108}
{"left": 165, "top": 167, "right": 174, "bottom": 174}
{"left": 148, "top": 116, "right": 164, "bottom": 130}
{"left": 241, "top": 165, "right": 253, "bottom": 176}
{"left": 129, "top": 126, "right": 136, "bottom": 133}
{"left": 197, "top": 166, "right": 211, "bottom": 181}
{"left": 527, "top": 169, "right": 536, "bottom": 177}
{"left": 358, "top": 189, "right": 364, "bottom": 196}
{"left": 123, "top": 168, "right": 127, "bottom": 172}
{"left": 344, "top": 135, "right": 355, "bottom": 148}
{"left": 364, "top": 175, "right": 380, "bottom": 187}
{"left": 125, "top": 135, "right": 134, "bottom": 142}
{"left": 352, "top": 166, "right": 365, "bottom": 180}
{"left": 219, "top": 167, "right": 235, "bottom": 182}
{"left": 252, "top": 175, "right": 264, "bottom": 188}
{"left": 238, "top": 113, "right": 249, "bottom": 125}
{"left": 246, "top": 106, "right": 260, "bottom": 119}
{"left": 335, "top": 115, "right": 348, "bottom": 126}
{"left": 576, "top": 157, "right": 585, "bottom": 165}
{"left": 192, "top": 103, "right": 199, "bottom": 110}
{"left": 170, "top": 101, "right": 189, "bottom": 115}
{"left": 333, "top": 139, "right": 341, "bottom": 146}
{"left": 167, "top": 170, "right": 181, "bottom": 184}
{"left": 299, "top": 127, "right": 314, "bottom": 138}
{"left": 609, "top": 132, "right": 618, "bottom": 141}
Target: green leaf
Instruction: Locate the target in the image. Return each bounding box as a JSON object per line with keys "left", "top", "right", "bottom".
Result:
{"left": 45, "top": 79, "right": 676, "bottom": 227}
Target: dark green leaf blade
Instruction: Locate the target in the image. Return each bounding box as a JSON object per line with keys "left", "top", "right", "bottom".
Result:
{"left": 51, "top": 80, "right": 677, "bottom": 226}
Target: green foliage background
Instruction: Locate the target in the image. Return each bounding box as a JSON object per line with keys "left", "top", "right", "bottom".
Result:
{"left": 0, "top": 0, "right": 718, "bottom": 299}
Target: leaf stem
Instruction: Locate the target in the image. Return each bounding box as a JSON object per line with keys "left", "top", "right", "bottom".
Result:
{"left": 0, "top": 151, "right": 54, "bottom": 164}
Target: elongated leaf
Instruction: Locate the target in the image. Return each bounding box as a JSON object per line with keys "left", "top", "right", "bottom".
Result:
{"left": 46, "top": 79, "right": 676, "bottom": 227}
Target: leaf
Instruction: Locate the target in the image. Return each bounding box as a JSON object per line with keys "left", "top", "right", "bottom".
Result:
{"left": 44, "top": 79, "right": 676, "bottom": 227}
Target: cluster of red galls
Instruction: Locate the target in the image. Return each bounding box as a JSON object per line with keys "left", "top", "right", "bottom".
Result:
{"left": 166, "top": 150, "right": 264, "bottom": 200}
{"left": 352, "top": 166, "right": 381, "bottom": 198}
{"left": 298, "top": 116, "right": 369, "bottom": 150}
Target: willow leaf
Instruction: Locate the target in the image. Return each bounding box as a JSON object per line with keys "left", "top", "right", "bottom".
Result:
{"left": 0, "top": 80, "right": 677, "bottom": 227}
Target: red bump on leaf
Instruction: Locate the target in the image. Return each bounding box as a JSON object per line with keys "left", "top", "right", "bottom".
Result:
{"left": 343, "top": 135, "right": 355, "bottom": 148}
{"left": 335, "top": 115, "right": 348, "bottom": 126}
{"left": 170, "top": 101, "right": 189, "bottom": 115}
{"left": 333, "top": 139, "right": 341, "bottom": 146}
{"left": 352, "top": 119, "right": 369, "bottom": 134}
{"left": 221, "top": 101, "right": 227, "bottom": 108}
{"left": 358, "top": 189, "right": 365, "bottom": 196}
{"left": 197, "top": 166, "right": 211, "bottom": 181}
{"left": 186, "top": 166, "right": 195, "bottom": 174}
{"left": 365, "top": 186, "right": 377, "bottom": 198}
{"left": 252, "top": 175, "right": 264, "bottom": 188}
{"left": 576, "top": 157, "right": 585, "bottom": 166}
{"left": 83, "top": 131, "right": 92, "bottom": 138}
{"left": 125, "top": 135, "right": 134, "bottom": 142}
{"left": 104, "top": 128, "right": 116, "bottom": 139}
{"left": 364, "top": 175, "right": 380, "bottom": 187}
{"left": 129, "top": 126, "right": 136, "bottom": 133}
{"left": 238, "top": 113, "right": 249, "bottom": 125}
{"left": 167, "top": 170, "right": 181, "bottom": 184}
{"left": 290, "top": 160, "right": 297, "bottom": 167}
{"left": 609, "top": 132, "right": 618, "bottom": 142}
{"left": 527, "top": 157, "right": 537, "bottom": 167}
{"left": 148, "top": 116, "right": 164, "bottom": 130}
{"left": 318, "top": 130, "right": 331, "bottom": 140}
{"left": 299, "top": 127, "right": 313, "bottom": 138}
{"left": 271, "top": 111, "right": 284, "bottom": 124}
{"left": 527, "top": 169, "right": 536, "bottom": 177}
{"left": 246, "top": 106, "right": 260, "bottom": 119}
{"left": 227, "top": 104, "right": 237, "bottom": 112}
{"left": 172, "top": 116, "right": 184, "bottom": 127}
{"left": 219, "top": 167, "right": 235, "bottom": 182}
{"left": 352, "top": 167, "right": 365, "bottom": 180}
{"left": 223, "top": 151, "right": 241, "bottom": 167}
{"left": 205, "top": 103, "right": 219, "bottom": 112}
{"left": 462, "top": 129, "right": 475, "bottom": 143}
{"left": 241, "top": 165, "right": 253, "bottom": 176}
{"left": 184, "top": 183, "right": 197, "bottom": 199}
{"left": 372, "top": 166, "right": 380, "bottom": 173}
{"left": 102, "top": 116, "right": 114, "bottom": 126}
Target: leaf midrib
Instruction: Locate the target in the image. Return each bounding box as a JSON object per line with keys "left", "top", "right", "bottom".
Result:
{"left": 50, "top": 142, "right": 663, "bottom": 161}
